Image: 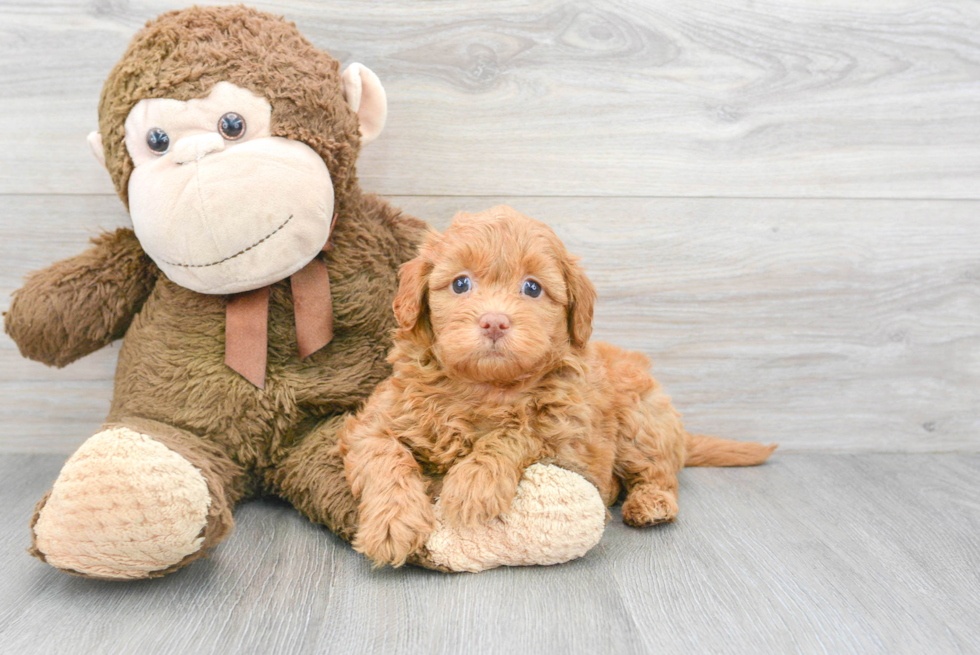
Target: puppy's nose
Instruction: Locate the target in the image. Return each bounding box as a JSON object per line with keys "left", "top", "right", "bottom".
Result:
{"left": 479, "top": 313, "right": 511, "bottom": 341}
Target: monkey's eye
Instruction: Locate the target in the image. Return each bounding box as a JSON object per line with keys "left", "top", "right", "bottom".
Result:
{"left": 218, "top": 112, "right": 246, "bottom": 140}
{"left": 146, "top": 128, "right": 170, "bottom": 154}
{"left": 522, "top": 279, "right": 543, "bottom": 298}
{"left": 452, "top": 276, "right": 472, "bottom": 294}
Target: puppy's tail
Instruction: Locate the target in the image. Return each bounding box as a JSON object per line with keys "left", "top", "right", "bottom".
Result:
{"left": 684, "top": 432, "right": 777, "bottom": 467}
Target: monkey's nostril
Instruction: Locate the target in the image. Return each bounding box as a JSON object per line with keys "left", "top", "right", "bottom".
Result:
{"left": 173, "top": 133, "right": 226, "bottom": 165}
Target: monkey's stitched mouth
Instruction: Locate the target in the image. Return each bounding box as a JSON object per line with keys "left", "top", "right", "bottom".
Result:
{"left": 158, "top": 214, "right": 293, "bottom": 268}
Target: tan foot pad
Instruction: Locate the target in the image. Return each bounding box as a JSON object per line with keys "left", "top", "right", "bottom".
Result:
{"left": 425, "top": 464, "right": 606, "bottom": 573}
{"left": 33, "top": 427, "right": 212, "bottom": 580}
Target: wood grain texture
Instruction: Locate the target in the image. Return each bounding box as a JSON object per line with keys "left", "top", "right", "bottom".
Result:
{"left": 2, "top": 194, "right": 977, "bottom": 454}
{"left": 1, "top": 0, "right": 979, "bottom": 198}
{"left": 0, "top": 453, "right": 977, "bottom": 654}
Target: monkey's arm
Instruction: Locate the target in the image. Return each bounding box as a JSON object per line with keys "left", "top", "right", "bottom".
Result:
{"left": 390, "top": 211, "right": 430, "bottom": 265}
{"left": 362, "top": 192, "right": 431, "bottom": 266}
{"left": 4, "top": 228, "right": 157, "bottom": 368}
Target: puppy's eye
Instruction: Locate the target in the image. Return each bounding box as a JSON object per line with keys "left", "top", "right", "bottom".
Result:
{"left": 452, "top": 276, "right": 472, "bottom": 294}
{"left": 522, "top": 279, "right": 542, "bottom": 298}
{"left": 146, "top": 128, "right": 170, "bottom": 154}
{"left": 218, "top": 112, "right": 246, "bottom": 140}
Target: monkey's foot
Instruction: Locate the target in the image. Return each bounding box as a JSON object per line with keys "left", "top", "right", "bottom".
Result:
{"left": 423, "top": 464, "right": 606, "bottom": 573}
{"left": 31, "top": 427, "right": 213, "bottom": 580}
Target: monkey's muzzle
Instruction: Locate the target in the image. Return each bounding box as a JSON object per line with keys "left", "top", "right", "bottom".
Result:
{"left": 128, "top": 136, "right": 335, "bottom": 295}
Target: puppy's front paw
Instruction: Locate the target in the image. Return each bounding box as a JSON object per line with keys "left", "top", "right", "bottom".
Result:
{"left": 353, "top": 496, "right": 436, "bottom": 568}
{"left": 622, "top": 486, "right": 678, "bottom": 527}
{"left": 440, "top": 460, "right": 519, "bottom": 527}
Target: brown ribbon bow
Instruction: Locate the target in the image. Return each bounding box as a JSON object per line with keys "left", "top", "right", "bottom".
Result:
{"left": 224, "top": 218, "right": 337, "bottom": 388}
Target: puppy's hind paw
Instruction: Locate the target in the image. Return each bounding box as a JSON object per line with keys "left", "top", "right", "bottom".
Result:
{"left": 622, "top": 486, "right": 678, "bottom": 527}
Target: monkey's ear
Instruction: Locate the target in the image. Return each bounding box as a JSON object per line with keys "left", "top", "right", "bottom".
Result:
{"left": 87, "top": 131, "right": 107, "bottom": 170}
{"left": 341, "top": 63, "right": 387, "bottom": 146}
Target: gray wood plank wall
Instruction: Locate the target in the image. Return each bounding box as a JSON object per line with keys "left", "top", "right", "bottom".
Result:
{"left": 1, "top": 1, "right": 978, "bottom": 454}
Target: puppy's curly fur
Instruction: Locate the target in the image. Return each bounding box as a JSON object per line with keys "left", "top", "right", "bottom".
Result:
{"left": 340, "top": 206, "right": 776, "bottom": 567}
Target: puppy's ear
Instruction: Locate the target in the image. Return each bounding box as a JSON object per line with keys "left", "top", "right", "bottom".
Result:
{"left": 563, "top": 255, "right": 596, "bottom": 348}
{"left": 393, "top": 256, "right": 430, "bottom": 332}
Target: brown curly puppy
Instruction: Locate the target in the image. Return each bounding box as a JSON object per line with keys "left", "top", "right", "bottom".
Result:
{"left": 340, "top": 206, "right": 776, "bottom": 567}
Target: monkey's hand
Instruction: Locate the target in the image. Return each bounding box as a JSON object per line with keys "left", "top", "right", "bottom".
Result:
{"left": 4, "top": 228, "right": 157, "bottom": 368}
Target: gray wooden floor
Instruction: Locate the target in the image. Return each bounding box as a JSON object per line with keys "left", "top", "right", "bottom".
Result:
{"left": 1, "top": 1, "right": 979, "bottom": 653}
{"left": 1, "top": 453, "right": 978, "bottom": 655}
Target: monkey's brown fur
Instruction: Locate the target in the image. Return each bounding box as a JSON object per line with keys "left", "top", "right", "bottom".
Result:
{"left": 340, "top": 207, "right": 776, "bottom": 568}
{"left": 97, "top": 6, "right": 362, "bottom": 211}
{"left": 5, "top": 6, "right": 430, "bottom": 576}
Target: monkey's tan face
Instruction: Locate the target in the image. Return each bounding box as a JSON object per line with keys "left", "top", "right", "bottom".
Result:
{"left": 124, "top": 82, "right": 334, "bottom": 294}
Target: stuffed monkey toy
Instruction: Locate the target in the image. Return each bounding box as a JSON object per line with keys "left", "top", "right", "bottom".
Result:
{"left": 3, "top": 6, "right": 605, "bottom": 579}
